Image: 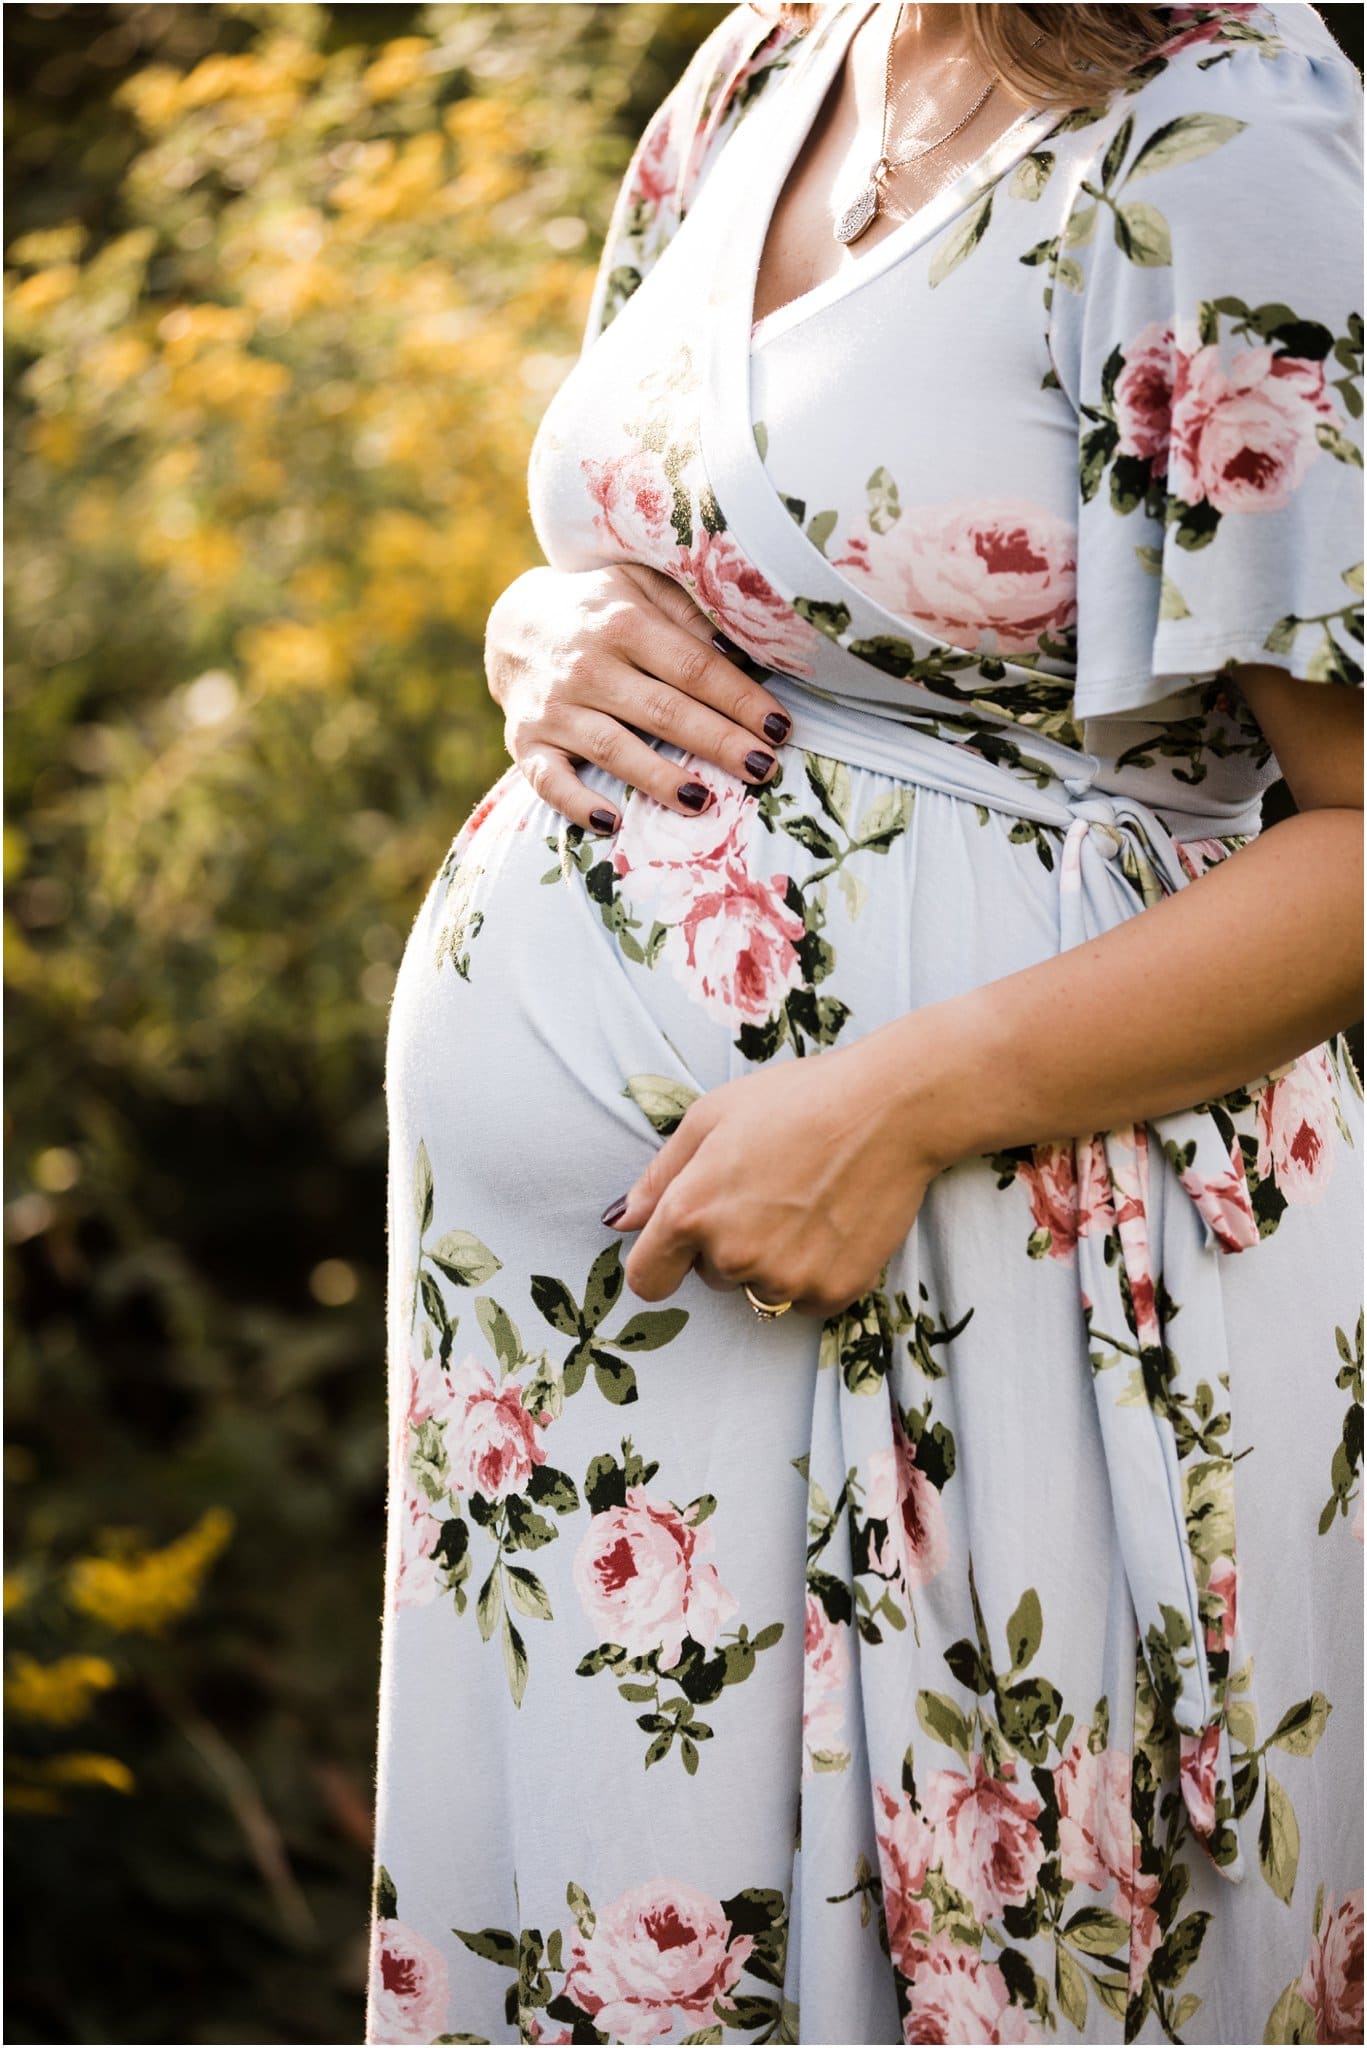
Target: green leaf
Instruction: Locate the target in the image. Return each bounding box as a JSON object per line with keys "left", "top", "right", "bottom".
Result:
{"left": 476, "top": 1566, "right": 502, "bottom": 1642}
{"left": 1113, "top": 199, "right": 1172, "bottom": 266}
{"left": 1261, "top": 613, "right": 1300, "bottom": 655}
{"left": 452, "top": 1925, "right": 519, "bottom": 1968}
{"left": 1004, "top": 1586, "right": 1043, "bottom": 1673}
{"left": 803, "top": 754, "right": 852, "bottom": 830}
{"left": 525, "top": 1464, "right": 579, "bottom": 1514}
{"left": 1063, "top": 1906, "right": 1129, "bottom": 1956}
{"left": 612, "top": 1309, "right": 688, "bottom": 1352}
{"left": 415, "top": 1139, "right": 434, "bottom": 1232}
{"left": 805, "top": 508, "right": 838, "bottom": 555}
{"left": 505, "top": 1565, "right": 553, "bottom": 1621}
{"left": 1055, "top": 1942, "right": 1088, "bottom": 2030}
{"left": 855, "top": 788, "right": 913, "bottom": 849}
{"left": 1125, "top": 112, "right": 1246, "bottom": 181}
{"left": 1268, "top": 1692, "right": 1331, "bottom": 1757}
{"left": 1011, "top": 151, "right": 1054, "bottom": 203}
{"left": 429, "top": 1231, "right": 502, "bottom": 1286}
{"left": 781, "top": 814, "right": 840, "bottom": 858}
{"left": 928, "top": 191, "right": 993, "bottom": 287}
{"left": 622, "top": 1074, "right": 699, "bottom": 1137}
{"left": 530, "top": 1274, "right": 582, "bottom": 1336}
{"left": 502, "top": 1612, "right": 528, "bottom": 1706}
{"left": 1159, "top": 575, "right": 1191, "bottom": 621}
{"left": 374, "top": 1863, "right": 399, "bottom": 1920}
{"left": 1263, "top": 1981, "right": 1318, "bottom": 2043}
{"left": 916, "top": 1688, "right": 973, "bottom": 1761}
{"left": 1343, "top": 561, "right": 1365, "bottom": 595}
{"left": 475, "top": 1296, "right": 521, "bottom": 1371}
{"left": 1259, "top": 1772, "right": 1300, "bottom": 1903}
{"left": 564, "top": 1880, "right": 595, "bottom": 1938}
{"left": 1150, "top": 1910, "right": 1210, "bottom": 1988}
{"left": 866, "top": 464, "right": 902, "bottom": 534}
{"left": 582, "top": 1242, "right": 625, "bottom": 1330}
{"left": 592, "top": 1350, "right": 639, "bottom": 1405}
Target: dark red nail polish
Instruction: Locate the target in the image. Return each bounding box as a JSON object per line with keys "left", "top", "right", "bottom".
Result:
{"left": 678, "top": 782, "right": 712, "bottom": 811}
{"left": 601, "top": 1195, "right": 628, "bottom": 1225}
{"left": 712, "top": 631, "right": 747, "bottom": 664}
{"left": 744, "top": 750, "right": 775, "bottom": 781}
{"left": 762, "top": 711, "right": 791, "bottom": 744}
{"left": 589, "top": 807, "right": 619, "bottom": 834}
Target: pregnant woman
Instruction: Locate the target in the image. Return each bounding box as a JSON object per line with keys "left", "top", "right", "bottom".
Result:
{"left": 366, "top": 4, "right": 1364, "bottom": 2042}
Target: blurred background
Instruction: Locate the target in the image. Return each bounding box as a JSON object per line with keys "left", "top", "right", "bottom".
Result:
{"left": 4, "top": 6, "right": 727, "bottom": 2041}
{"left": 4, "top": 4, "right": 1362, "bottom": 2045}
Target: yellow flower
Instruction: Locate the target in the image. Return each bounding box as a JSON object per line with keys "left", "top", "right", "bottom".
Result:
{"left": 8, "top": 264, "right": 81, "bottom": 316}
{"left": 7, "top": 223, "right": 88, "bottom": 267}
{"left": 237, "top": 619, "right": 347, "bottom": 694}
{"left": 36, "top": 1752, "right": 135, "bottom": 1792}
{"left": 4, "top": 1654, "right": 119, "bottom": 1727}
{"left": 362, "top": 37, "right": 432, "bottom": 102}
{"left": 65, "top": 1507, "right": 235, "bottom": 1636}
{"left": 2, "top": 1569, "right": 28, "bottom": 1613}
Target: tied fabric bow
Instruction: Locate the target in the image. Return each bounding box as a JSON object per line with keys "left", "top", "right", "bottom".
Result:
{"left": 1058, "top": 785, "right": 1257, "bottom": 1881}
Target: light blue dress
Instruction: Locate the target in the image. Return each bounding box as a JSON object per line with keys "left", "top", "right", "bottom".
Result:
{"left": 366, "top": 5, "right": 1365, "bottom": 2041}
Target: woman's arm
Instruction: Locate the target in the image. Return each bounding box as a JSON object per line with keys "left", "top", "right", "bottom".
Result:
{"left": 610, "top": 667, "right": 1364, "bottom": 1312}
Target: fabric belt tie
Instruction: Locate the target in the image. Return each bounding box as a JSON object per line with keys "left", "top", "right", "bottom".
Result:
{"left": 764, "top": 672, "right": 1261, "bottom": 1882}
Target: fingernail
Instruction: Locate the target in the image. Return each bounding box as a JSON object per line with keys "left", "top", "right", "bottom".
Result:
{"left": 762, "top": 711, "right": 791, "bottom": 744}
{"left": 677, "top": 781, "right": 712, "bottom": 811}
{"left": 601, "top": 1195, "right": 628, "bottom": 1226}
{"left": 744, "top": 750, "right": 775, "bottom": 781}
{"left": 589, "top": 807, "right": 619, "bottom": 834}
{"left": 711, "top": 631, "right": 747, "bottom": 664}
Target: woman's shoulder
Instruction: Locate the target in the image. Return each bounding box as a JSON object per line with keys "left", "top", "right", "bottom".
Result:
{"left": 1078, "top": 3, "right": 1361, "bottom": 164}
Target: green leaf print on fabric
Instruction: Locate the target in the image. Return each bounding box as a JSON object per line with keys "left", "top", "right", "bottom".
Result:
{"left": 573, "top": 1438, "right": 784, "bottom": 1774}
{"left": 451, "top": 1877, "right": 794, "bottom": 2045}
{"left": 1319, "top": 1311, "right": 1364, "bottom": 1538}
{"left": 397, "top": 1154, "right": 694, "bottom": 1699}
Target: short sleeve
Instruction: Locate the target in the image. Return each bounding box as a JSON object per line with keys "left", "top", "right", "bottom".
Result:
{"left": 1049, "top": 29, "right": 1364, "bottom": 722}
{"left": 578, "top": 3, "right": 799, "bottom": 354}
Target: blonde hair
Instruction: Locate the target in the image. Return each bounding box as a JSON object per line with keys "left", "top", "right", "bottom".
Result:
{"left": 765, "top": 3, "right": 1184, "bottom": 111}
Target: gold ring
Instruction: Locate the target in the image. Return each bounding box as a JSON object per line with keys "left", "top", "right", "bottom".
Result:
{"left": 744, "top": 1284, "right": 793, "bottom": 1320}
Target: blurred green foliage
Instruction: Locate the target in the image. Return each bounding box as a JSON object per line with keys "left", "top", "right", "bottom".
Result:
{"left": 3, "top": 5, "right": 724, "bottom": 2041}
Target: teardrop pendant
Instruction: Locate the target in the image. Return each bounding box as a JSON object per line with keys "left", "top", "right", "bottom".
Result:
{"left": 834, "top": 179, "right": 880, "bottom": 245}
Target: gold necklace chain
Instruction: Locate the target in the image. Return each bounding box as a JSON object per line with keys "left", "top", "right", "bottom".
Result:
{"left": 833, "top": 4, "right": 1045, "bottom": 244}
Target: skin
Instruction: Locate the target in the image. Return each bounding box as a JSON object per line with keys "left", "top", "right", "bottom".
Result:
{"left": 486, "top": 5, "right": 1366, "bottom": 1313}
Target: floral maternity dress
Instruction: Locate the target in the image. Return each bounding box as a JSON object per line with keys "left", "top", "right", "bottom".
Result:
{"left": 365, "top": 3, "right": 1365, "bottom": 2042}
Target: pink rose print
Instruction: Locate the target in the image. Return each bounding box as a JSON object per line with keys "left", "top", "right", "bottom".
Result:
{"left": 803, "top": 1592, "right": 851, "bottom": 1770}
{"left": 672, "top": 866, "right": 805, "bottom": 1025}
{"left": 630, "top": 110, "right": 679, "bottom": 211}
{"left": 919, "top": 1751, "right": 1046, "bottom": 1920}
{"left": 561, "top": 1878, "right": 753, "bottom": 2043}
{"left": 407, "top": 1346, "right": 459, "bottom": 1430}
{"left": 1256, "top": 1049, "right": 1336, "bottom": 1202}
{"left": 612, "top": 769, "right": 752, "bottom": 920}
{"left": 872, "top": 1780, "right": 935, "bottom": 1976}
{"left": 863, "top": 1409, "right": 950, "bottom": 1592}
{"left": 573, "top": 1487, "right": 739, "bottom": 1666}
{"left": 1160, "top": 4, "right": 1260, "bottom": 54}
{"left": 1170, "top": 320, "right": 1336, "bottom": 516}
{"left": 901, "top": 1934, "right": 1040, "bottom": 2043}
{"left": 684, "top": 527, "right": 818, "bottom": 674}
{"left": 1054, "top": 1727, "right": 1135, "bottom": 1895}
{"left": 1297, "top": 1888, "right": 1365, "bottom": 2045}
{"left": 831, "top": 497, "right": 1077, "bottom": 657}
{"left": 368, "top": 1916, "right": 451, "bottom": 2044}
{"left": 1176, "top": 1147, "right": 1259, "bottom": 1254}
{"left": 1108, "top": 1126, "right": 1160, "bottom": 1348}
{"left": 1114, "top": 319, "right": 1175, "bottom": 479}
{"left": 1178, "top": 1722, "right": 1221, "bottom": 1838}
{"left": 1175, "top": 836, "right": 1236, "bottom": 882}
{"left": 581, "top": 449, "right": 678, "bottom": 561}
{"left": 443, "top": 1355, "right": 547, "bottom": 1502}
{"left": 394, "top": 1480, "right": 447, "bottom": 1611}
{"left": 1018, "top": 1136, "right": 1114, "bottom": 1259}
{"left": 1126, "top": 1881, "right": 1163, "bottom": 1998}
{"left": 1202, "top": 1551, "right": 1239, "bottom": 1656}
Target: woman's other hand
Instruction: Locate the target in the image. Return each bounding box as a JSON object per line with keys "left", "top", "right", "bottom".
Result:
{"left": 483, "top": 563, "right": 795, "bottom": 834}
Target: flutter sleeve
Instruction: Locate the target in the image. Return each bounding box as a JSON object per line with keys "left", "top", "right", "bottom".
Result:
{"left": 578, "top": 3, "right": 800, "bottom": 353}
{"left": 1049, "top": 30, "right": 1364, "bottom": 721}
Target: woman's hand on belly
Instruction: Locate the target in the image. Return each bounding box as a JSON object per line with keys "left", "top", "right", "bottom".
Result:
{"left": 483, "top": 562, "right": 795, "bottom": 834}
{"left": 601, "top": 1037, "right": 939, "bottom": 1317}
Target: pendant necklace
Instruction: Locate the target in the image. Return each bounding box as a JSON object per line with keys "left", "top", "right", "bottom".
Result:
{"left": 833, "top": 5, "right": 1040, "bottom": 246}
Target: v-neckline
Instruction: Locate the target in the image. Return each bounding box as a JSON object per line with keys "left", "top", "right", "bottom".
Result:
{"left": 748, "top": 0, "right": 1061, "bottom": 351}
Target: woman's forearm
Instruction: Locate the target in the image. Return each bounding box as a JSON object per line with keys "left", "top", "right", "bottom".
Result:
{"left": 865, "top": 807, "right": 1364, "bottom": 1169}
